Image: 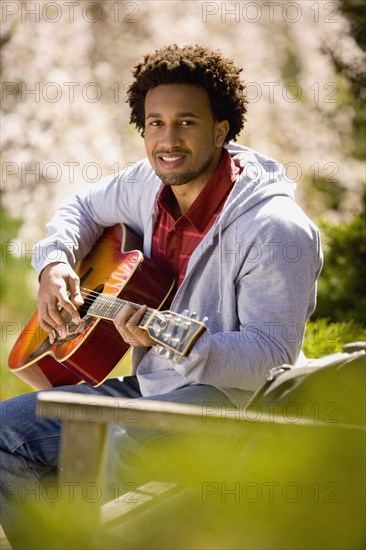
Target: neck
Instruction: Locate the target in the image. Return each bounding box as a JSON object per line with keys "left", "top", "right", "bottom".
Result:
{"left": 172, "top": 148, "right": 223, "bottom": 215}
{"left": 172, "top": 185, "right": 204, "bottom": 216}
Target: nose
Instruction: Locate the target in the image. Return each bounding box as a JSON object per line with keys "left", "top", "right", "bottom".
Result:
{"left": 159, "top": 123, "right": 182, "bottom": 149}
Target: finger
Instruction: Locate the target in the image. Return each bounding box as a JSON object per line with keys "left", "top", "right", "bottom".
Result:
{"left": 115, "top": 304, "right": 138, "bottom": 325}
{"left": 68, "top": 273, "right": 84, "bottom": 312}
{"left": 39, "top": 318, "right": 58, "bottom": 344}
{"left": 126, "top": 305, "right": 147, "bottom": 328}
{"left": 124, "top": 306, "right": 155, "bottom": 347}
{"left": 38, "top": 297, "right": 63, "bottom": 328}
{"left": 42, "top": 303, "right": 68, "bottom": 340}
{"left": 38, "top": 289, "right": 74, "bottom": 339}
{"left": 38, "top": 314, "right": 56, "bottom": 342}
{"left": 113, "top": 305, "right": 147, "bottom": 345}
{"left": 37, "top": 302, "right": 59, "bottom": 342}
{"left": 56, "top": 288, "right": 81, "bottom": 324}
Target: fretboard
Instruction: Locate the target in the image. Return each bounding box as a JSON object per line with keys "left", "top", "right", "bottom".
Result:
{"left": 87, "top": 293, "right": 154, "bottom": 327}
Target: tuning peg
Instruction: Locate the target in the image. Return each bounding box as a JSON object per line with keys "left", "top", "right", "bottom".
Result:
{"left": 155, "top": 346, "right": 174, "bottom": 359}
{"left": 201, "top": 316, "right": 208, "bottom": 324}
{"left": 181, "top": 309, "right": 190, "bottom": 317}
{"left": 155, "top": 345, "right": 165, "bottom": 355}
{"left": 189, "top": 312, "right": 198, "bottom": 319}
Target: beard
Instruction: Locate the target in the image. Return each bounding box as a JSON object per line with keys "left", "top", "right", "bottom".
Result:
{"left": 155, "top": 153, "right": 215, "bottom": 186}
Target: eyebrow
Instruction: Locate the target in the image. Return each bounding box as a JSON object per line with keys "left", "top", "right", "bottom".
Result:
{"left": 145, "top": 112, "right": 201, "bottom": 120}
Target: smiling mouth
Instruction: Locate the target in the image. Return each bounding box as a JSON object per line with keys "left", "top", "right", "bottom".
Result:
{"left": 161, "top": 156, "right": 183, "bottom": 162}
{"left": 156, "top": 154, "right": 186, "bottom": 169}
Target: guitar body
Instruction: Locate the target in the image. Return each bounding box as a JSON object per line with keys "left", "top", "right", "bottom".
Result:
{"left": 8, "top": 225, "right": 174, "bottom": 390}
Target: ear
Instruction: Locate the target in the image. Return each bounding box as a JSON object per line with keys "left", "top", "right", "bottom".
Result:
{"left": 215, "top": 120, "right": 230, "bottom": 147}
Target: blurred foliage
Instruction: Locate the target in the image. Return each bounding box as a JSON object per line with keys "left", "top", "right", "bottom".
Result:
{"left": 328, "top": 0, "right": 366, "bottom": 161}
{"left": 314, "top": 204, "right": 366, "bottom": 325}
{"left": 0, "top": 207, "right": 36, "bottom": 400}
{"left": 1, "top": 0, "right": 365, "bottom": 231}
{"left": 0, "top": 206, "right": 36, "bottom": 317}
{"left": 338, "top": 0, "right": 366, "bottom": 78}
{"left": 346, "top": 0, "right": 366, "bottom": 36}
{"left": 304, "top": 319, "right": 365, "bottom": 358}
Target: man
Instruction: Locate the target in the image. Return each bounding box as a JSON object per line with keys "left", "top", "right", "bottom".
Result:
{"left": 0, "top": 44, "right": 322, "bottom": 544}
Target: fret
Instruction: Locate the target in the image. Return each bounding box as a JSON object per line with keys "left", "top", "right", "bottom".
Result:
{"left": 83, "top": 289, "right": 207, "bottom": 358}
{"left": 87, "top": 292, "right": 154, "bottom": 324}
{"left": 105, "top": 295, "right": 121, "bottom": 319}
{"left": 91, "top": 296, "right": 109, "bottom": 318}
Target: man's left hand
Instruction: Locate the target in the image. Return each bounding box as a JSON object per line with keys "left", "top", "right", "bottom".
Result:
{"left": 113, "top": 304, "right": 156, "bottom": 347}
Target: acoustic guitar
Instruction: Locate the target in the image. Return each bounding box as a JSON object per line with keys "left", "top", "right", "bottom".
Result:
{"left": 8, "top": 224, "right": 207, "bottom": 390}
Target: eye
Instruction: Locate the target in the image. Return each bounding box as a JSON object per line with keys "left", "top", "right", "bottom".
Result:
{"left": 150, "top": 120, "right": 162, "bottom": 127}
{"left": 180, "top": 120, "right": 193, "bottom": 126}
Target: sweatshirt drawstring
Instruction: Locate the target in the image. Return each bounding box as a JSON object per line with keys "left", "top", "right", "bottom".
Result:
{"left": 217, "top": 223, "right": 223, "bottom": 313}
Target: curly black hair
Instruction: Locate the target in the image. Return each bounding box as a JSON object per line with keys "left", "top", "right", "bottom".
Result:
{"left": 126, "top": 44, "right": 248, "bottom": 143}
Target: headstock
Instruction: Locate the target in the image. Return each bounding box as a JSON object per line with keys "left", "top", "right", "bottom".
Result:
{"left": 144, "top": 309, "right": 207, "bottom": 359}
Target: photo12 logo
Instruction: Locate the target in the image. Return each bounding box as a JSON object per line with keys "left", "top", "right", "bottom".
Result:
{"left": 201, "top": 481, "right": 340, "bottom": 503}
{"left": 2, "top": 81, "right": 132, "bottom": 104}
{"left": 1, "top": 2, "right": 140, "bottom": 24}
{"left": 201, "top": 2, "right": 340, "bottom": 24}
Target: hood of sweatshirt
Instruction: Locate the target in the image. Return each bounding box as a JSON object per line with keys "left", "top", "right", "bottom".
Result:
{"left": 168, "top": 142, "right": 300, "bottom": 314}
{"left": 217, "top": 142, "right": 297, "bottom": 232}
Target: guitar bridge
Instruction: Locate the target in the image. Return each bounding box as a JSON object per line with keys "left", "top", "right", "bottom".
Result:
{"left": 29, "top": 316, "right": 95, "bottom": 359}
{"left": 61, "top": 316, "right": 94, "bottom": 340}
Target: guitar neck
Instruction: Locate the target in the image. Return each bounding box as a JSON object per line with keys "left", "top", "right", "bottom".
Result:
{"left": 84, "top": 287, "right": 207, "bottom": 357}
{"left": 86, "top": 291, "right": 154, "bottom": 327}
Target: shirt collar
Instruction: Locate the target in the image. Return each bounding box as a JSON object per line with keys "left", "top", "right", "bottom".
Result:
{"left": 157, "top": 149, "right": 239, "bottom": 233}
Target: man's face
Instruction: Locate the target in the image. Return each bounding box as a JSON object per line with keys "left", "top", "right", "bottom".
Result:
{"left": 144, "top": 83, "right": 229, "bottom": 187}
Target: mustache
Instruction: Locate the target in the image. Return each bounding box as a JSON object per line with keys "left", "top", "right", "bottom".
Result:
{"left": 154, "top": 148, "right": 189, "bottom": 156}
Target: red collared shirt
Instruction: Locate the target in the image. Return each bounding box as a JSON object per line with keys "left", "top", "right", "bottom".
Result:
{"left": 151, "top": 149, "right": 240, "bottom": 291}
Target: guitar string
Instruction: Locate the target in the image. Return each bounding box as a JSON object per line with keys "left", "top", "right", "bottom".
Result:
{"left": 76, "top": 288, "right": 180, "bottom": 342}
{"left": 69, "top": 291, "right": 151, "bottom": 343}
{"left": 79, "top": 287, "right": 156, "bottom": 314}
{"left": 78, "top": 287, "right": 155, "bottom": 325}
{"left": 58, "top": 287, "right": 176, "bottom": 346}
{"left": 77, "top": 287, "right": 201, "bottom": 348}
{"left": 54, "top": 288, "right": 200, "bottom": 348}
{"left": 78, "top": 287, "right": 199, "bottom": 327}
{"left": 54, "top": 289, "right": 147, "bottom": 343}
{"left": 77, "top": 288, "right": 151, "bottom": 342}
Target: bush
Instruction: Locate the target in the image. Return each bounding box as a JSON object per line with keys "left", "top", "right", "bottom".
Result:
{"left": 303, "top": 318, "right": 366, "bottom": 358}
{"left": 314, "top": 209, "right": 366, "bottom": 325}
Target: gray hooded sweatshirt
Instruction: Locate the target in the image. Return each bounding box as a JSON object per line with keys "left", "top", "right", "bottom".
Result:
{"left": 33, "top": 143, "right": 323, "bottom": 406}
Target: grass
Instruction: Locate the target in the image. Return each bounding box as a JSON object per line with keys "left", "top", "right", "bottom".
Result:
{"left": 303, "top": 318, "right": 366, "bottom": 358}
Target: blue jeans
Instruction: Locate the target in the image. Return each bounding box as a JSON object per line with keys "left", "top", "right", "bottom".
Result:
{"left": 0, "top": 376, "right": 233, "bottom": 547}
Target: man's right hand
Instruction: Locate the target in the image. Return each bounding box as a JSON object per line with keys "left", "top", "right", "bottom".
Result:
{"left": 37, "top": 262, "right": 84, "bottom": 343}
